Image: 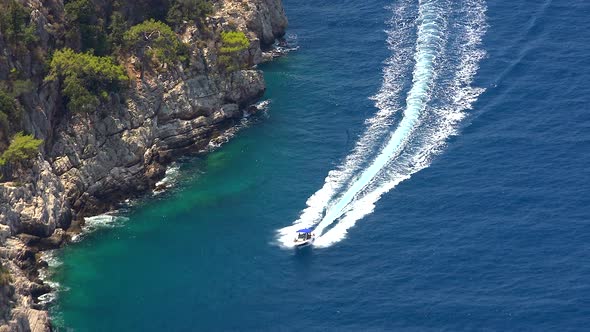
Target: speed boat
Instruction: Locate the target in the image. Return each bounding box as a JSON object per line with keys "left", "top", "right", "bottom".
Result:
{"left": 294, "top": 228, "right": 315, "bottom": 247}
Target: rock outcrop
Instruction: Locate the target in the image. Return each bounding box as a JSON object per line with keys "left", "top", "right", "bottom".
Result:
{"left": 0, "top": 238, "right": 51, "bottom": 332}
{"left": 0, "top": 0, "right": 288, "bottom": 330}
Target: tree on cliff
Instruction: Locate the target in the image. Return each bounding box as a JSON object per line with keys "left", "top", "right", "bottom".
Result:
{"left": 64, "top": 0, "right": 108, "bottom": 55}
{"left": 107, "top": 11, "right": 128, "bottom": 52}
{"left": 123, "top": 19, "right": 187, "bottom": 76}
{"left": 218, "top": 31, "right": 250, "bottom": 71}
{"left": 0, "top": 90, "right": 21, "bottom": 143}
{"left": 166, "top": 0, "right": 213, "bottom": 29}
{"left": 0, "top": 0, "right": 38, "bottom": 54}
{"left": 0, "top": 132, "right": 42, "bottom": 167}
{"left": 46, "top": 48, "right": 128, "bottom": 113}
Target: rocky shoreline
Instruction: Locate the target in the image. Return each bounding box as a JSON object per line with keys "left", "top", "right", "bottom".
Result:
{"left": 0, "top": 0, "right": 288, "bottom": 330}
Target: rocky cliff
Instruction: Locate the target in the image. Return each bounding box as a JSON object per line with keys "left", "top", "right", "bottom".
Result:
{"left": 0, "top": 0, "right": 287, "bottom": 330}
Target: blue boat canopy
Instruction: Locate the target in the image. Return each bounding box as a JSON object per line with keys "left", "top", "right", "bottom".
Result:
{"left": 296, "top": 228, "right": 313, "bottom": 233}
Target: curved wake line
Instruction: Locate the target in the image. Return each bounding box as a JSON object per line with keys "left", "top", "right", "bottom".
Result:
{"left": 277, "top": 0, "right": 487, "bottom": 248}
{"left": 314, "top": 1, "right": 446, "bottom": 236}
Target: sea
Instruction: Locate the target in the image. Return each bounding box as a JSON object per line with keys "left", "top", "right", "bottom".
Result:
{"left": 47, "top": 0, "right": 590, "bottom": 330}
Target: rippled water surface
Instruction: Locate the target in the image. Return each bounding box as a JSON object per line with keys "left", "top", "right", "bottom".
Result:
{"left": 50, "top": 0, "right": 590, "bottom": 330}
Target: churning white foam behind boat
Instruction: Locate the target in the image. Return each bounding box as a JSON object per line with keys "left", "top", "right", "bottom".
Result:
{"left": 315, "top": 0, "right": 487, "bottom": 247}
{"left": 312, "top": 0, "right": 449, "bottom": 238}
{"left": 278, "top": 0, "right": 487, "bottom": 248}
{"left": 276, "top": 0, "right": 418, "bottom": 247}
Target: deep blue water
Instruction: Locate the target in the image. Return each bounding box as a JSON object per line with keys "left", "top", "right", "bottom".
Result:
{"left": 49, "top": 0, "right": 590, "bottom": 330}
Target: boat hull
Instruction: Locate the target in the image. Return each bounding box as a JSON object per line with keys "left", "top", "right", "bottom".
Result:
{"left": 294, "top": 238, "right": 314, "bottom": 248}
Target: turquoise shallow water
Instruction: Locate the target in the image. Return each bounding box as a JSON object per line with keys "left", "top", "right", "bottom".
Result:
{"left": 49, "top": 0, "right": 590, "bottom": 330}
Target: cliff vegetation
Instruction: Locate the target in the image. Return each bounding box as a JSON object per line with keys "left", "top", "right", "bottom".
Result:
{"left": 0, "top": 132, "right": 42, "bottom": 167}
{"left": 0, "top": 0, "right": 242, "bottom": 151}
{"left": 46, "top": 49, "right": 129, "bottom": 112}
{"left": 0, "top": 0, "right": 287, "bottom": 330}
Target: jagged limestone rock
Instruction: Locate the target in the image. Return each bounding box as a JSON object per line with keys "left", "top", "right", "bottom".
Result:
{"left": 0, "top": 0, "right": 288, "bottom": 330}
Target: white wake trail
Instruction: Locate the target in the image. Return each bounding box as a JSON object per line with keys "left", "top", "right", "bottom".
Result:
{"left": 278, "top": 0, "right": 487, "bottom": 248}
{"left": 314, "top": 0, "right": 447, "bottom": 234}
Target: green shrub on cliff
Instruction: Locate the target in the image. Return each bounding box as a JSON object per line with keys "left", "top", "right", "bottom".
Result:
{"left": 0, "top": 112, "right": 8, "bottom": 137}
{"left": 64, "top": 0, "right": 108, "bottom": 54}
{"left": 108, "top": 11, "right": 128, "bottom": 51}
{"left": 218, "top": 31, "right": 250, "bottom": 71}
{"left": 122, "top": 0, "right": 171, "bottom": 24}
{"left": 166, "top": 0, "right": 213, "bottom": 28}
{"left": 0, "top": 91, "right": 17, "bottom": 121}
{"left": 0, "top": 132, "right": 43, "bottom": 166}
{"left": 0, "top": 90, "right": 21, "bottom": 136}
{"left": 46, "top": 48, "right": 128, "bottom": 112}
{"left": 220, "top": 31, "right": 250, "bottom": 53}
{"left": 124, "top": 19, "right": 186, "bottom": 71}
{"left": 2, "top": 79, "right": 34, "bottom": 98}
{"left": 0, "top": 0, "right": 38, "bottom": 50}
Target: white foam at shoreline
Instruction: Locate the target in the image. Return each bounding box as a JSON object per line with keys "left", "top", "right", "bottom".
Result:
{"left": 38, "top": 212, "right": 131, "bottom": 303}
{"left": 70, "top": 213, "right": 129, "bottom": 242}
{"left": 153, "top": 163, "right": 181, "bottom": 195}
{"left": 37, "top": 250, "right": 64, "bottom": 305}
